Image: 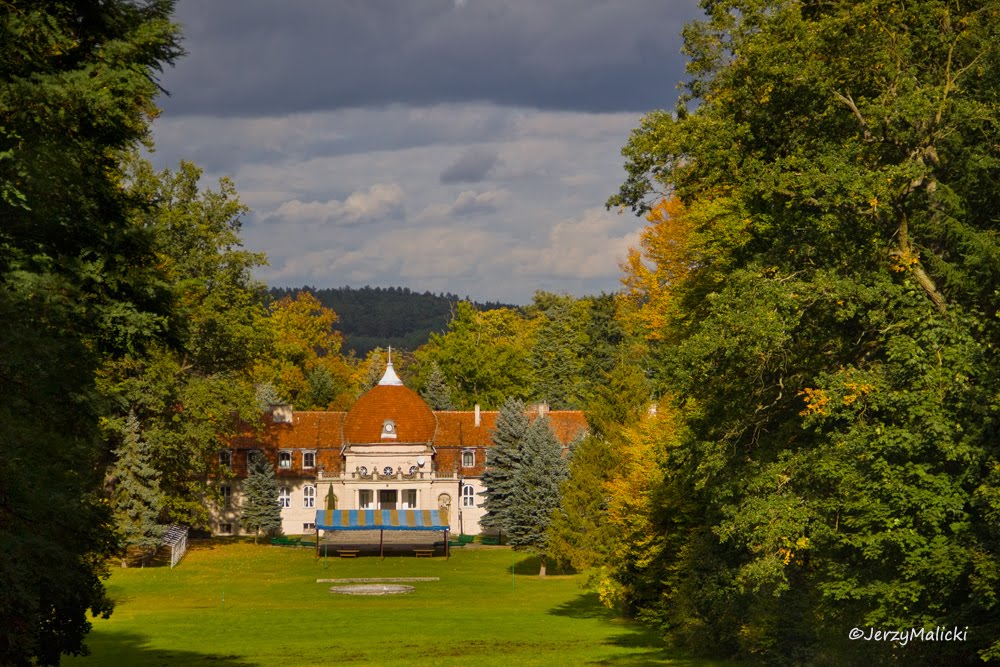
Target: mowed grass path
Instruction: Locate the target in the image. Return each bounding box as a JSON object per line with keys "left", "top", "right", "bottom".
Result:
{"left": 65, "top": 540, "right": 732, "bottom": 667}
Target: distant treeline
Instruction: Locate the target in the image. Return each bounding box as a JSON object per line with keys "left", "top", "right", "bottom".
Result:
{"left": 269, "top": 286, "right": 517, "bottom": 355}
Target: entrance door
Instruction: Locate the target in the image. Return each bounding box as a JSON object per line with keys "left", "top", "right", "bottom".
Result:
{"left": 378, "top": 489, "right": 397, "bottom": 510}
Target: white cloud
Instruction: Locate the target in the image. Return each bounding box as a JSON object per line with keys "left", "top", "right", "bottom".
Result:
{"left": 507, "top": 207, "right": 640, "bottom": 280}
{"left": 151, "top": 103, "right": 649, "bottom": 302}
{"left": 273, "top": 183, "right": 404, "bottom": 226}
{"left": 416, "top": 189, "right": 510, "bottom": 221}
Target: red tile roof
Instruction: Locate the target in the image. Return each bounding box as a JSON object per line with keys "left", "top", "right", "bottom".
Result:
{"left": 342, "top": 384, "right": 436, "bottom": 444}
{"left": 228, "top": 391, "right": 588, "bottom": 478}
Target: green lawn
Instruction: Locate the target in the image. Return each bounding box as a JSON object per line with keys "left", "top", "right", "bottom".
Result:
{"left": 65, "top": 540, "right": 732, "bottom": 666}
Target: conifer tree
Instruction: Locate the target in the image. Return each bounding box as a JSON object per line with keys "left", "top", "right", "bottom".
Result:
{"left": 547, "top": 434, "right": 614, "bottom": 571}
{"left": 110, "top": 411, "right": 165, "bottom": 568}
{"left": 529, "top": 294, "right": 590, "bottom": 409}
{"left": 480, "top": 398, "right": 530, "bottom": 533}
{"left": 420, "top": 362, "right": 455, "bottom": 410}
{"left": 506, "top": 417, "right": 569, "bottom": 576}
{"left": 241, "top": 455, "right": 282, "bottom": 543}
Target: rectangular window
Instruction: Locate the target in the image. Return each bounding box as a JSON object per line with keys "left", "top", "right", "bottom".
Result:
{"left": 303, "top": 451, "right": 316, "bottom": 468}
{"left": 303, "top": 485, "right": 316, "bottom": 509}
{"left": 359, "top": 489, "right": 373, "bottom": 509}
{"left": 462, "top": 484, "right": 475, "bottom": 508}
{"left": 219, "top": 450, "right": 232, "bottom": 467}
{"left": 279, "top": 451, "right": 292, "bottom": 469}
{"left": 303, "top": 522, "right": 316, "bottom": 531}
{"left": 279, "top": 487, "right": 291, "bottom": 508}
{"left": 462, "top": 450, "right": 475, "bottom": 467}
{"left": 219, "top": 523, "right": 232, "bottom": 535}
{"left": 221, "top": 485, "right": 232, "bottom": 509}
{"left": 401, "top": 489, "right": 417, "bottom": 509}
{"left": 246, "top": 450, "right": 260, "bottom": 467}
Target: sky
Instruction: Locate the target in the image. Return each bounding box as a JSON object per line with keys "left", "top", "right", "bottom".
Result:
{"left": 149, "top": 0, "right": 703, "bottom": 304}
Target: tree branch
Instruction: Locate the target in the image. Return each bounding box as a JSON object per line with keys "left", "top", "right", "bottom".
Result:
{"left": 833, "top": 91, "right": 873, "bottom": 141}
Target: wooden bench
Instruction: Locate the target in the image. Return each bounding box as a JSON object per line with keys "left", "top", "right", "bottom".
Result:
{"left": 413, "top": 549, "right": 434, "bottom": 558}
{"left": 336, "top": 549, "right": 359, "bottom": 558}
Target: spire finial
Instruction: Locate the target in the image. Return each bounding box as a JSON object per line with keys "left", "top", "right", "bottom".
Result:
{"left": 378, "top": 346, "right": 403, "bottom": 386}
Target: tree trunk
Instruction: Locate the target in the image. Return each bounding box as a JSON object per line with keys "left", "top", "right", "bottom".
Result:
{"left": 538, "top": 554, "right": 547, "bottom": 577}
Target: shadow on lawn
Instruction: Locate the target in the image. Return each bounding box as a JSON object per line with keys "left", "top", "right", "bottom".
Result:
{"left": 550, "top": 592, "right": 724, "bottom": 666}
{"left": 74, "top": 631, "right": 258, "bottom": 667}
{"left": 506, "top": 554, "right": 578, "bottom": 576}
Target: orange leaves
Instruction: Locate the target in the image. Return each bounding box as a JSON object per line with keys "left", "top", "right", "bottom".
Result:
{"left": 618, "top": 198, "right": 695, "bottom": 341}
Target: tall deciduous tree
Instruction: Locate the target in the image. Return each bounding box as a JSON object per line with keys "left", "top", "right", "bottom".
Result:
{"left": 255, "top": 291, "right": 356, "bottom": 409}
{"left": 608, "top": 1, "right": 1000, "bottom": 663}
{"left": 99, "top": 158, "right": 270, "bottom": 528}
{"left": 109, "top": 411, "right": 165, "bottom": 567}
{"left": 416, "top": 302, "right": 536, "bottom": 409}
{"left": 0, "top": 2, "right": 181, "bottom": 664}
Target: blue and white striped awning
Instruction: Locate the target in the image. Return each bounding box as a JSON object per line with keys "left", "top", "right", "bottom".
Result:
{"left": 315, "top": 509, "right": 449, "bottom": 531}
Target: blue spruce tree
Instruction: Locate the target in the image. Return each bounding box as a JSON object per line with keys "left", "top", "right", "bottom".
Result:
{"left": 110, "top": 411, "right": 165, "bottom": 567}
{"left": 241, "top": 453, "right": 282, "bottom": 543}
{"left": 480, "top": 398, "right": 529, "bottom": 536}
{"left": 506, "top": 417, "right": 568, "bottom": 576}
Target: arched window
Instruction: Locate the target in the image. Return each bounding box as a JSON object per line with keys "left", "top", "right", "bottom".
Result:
{"left": 303, "top": 485, "right": 316, "bottom": 509}
{"left": 462, "top": 484, "right": 475, "bottom": 508}
{"left": 278, "top": 487, "right": 291, "bottom": 508}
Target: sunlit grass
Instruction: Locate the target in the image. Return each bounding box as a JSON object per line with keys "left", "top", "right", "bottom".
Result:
{"left": 66, "top": 540, "right": 734, "bottom": 666}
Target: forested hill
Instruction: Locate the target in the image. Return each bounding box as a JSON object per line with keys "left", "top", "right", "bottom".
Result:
{"left": 269, "top": 286, "right": 516, "bottom": 355}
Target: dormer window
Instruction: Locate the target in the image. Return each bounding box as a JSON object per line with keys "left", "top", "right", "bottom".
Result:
{"left": 462, "top": 450, "right": 475, "bottom": 468}
{"left": 381, "top": 419, "right": 398, "bottom": 440}
{"left": 219, "top": 450, "right": 232, "bottom": 468}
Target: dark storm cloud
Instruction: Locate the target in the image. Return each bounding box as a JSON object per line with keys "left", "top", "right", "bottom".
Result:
{"left": 440, "top": 148, "right": 498, "bottom": 184}
{"left": 161, "top": 0, "right": 703, "bottom": 117}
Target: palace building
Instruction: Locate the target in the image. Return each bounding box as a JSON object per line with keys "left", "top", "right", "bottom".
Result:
{"left": 213, "top": 357, "right": 587, "bottom": 537}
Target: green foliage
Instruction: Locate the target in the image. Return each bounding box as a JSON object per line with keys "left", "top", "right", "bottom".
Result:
{"left": 99, "top": 158, "right": 269, "bottom": 528}
{"left": 109, "top": 411, "right": 165, "bottom": 566}
{"left": 606, "top": 0, "right": 1000, "bottom": 663}
{"left": 0, "top": 1, "right": 180, "bottom": 663}
{"left": 240, "top": 456, "right": 282, "bottom": 543}
{"left": 528, "top": 292, "right": 590, "bottom": 409}
{"left": 420, "top": 362, "right": 455, "bottom": 410}
{"left": 548, "top": 434, "right": 615, "bottom": 571}
{"left": 415, "top": 302, "right": 535, "bottom": 409}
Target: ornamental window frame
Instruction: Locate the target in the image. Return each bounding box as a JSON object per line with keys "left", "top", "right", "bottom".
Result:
{"left": 278, "top": 450, "right": 292, "bottom": 469}
{"left": 302, "top": 450, "right": 316, "bottom": 469}
{"left": 461, "top": 449, "right": 475, "bottom": 468}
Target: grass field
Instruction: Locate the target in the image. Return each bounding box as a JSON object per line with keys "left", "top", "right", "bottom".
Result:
{"left": 64, "top": 539, "right": 733, "bottom": 666}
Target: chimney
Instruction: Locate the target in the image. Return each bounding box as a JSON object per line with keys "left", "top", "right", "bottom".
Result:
{"left": 474, "top": 404, "right": 481, "bottom": 427}
{"left": 537, "top": 402, "right": 548, "bottom": 417}
{"left": 270, "top": 404, "right": 293, "bottom": 424}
